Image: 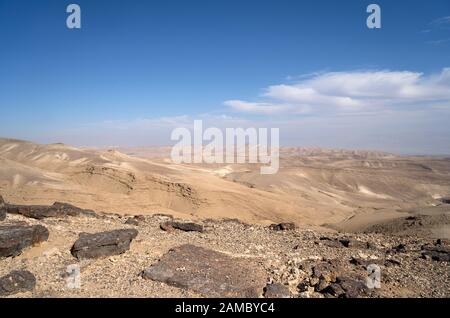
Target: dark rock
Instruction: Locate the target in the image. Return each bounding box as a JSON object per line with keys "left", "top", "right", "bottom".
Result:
{"left": 349, "top": 257, "right": 382, "bottom": 268}
{"left": 160, "top": 221, "right": 204, "bottom": 233}
{"left": 0, "top": 225, "right": 49, "bottom": 258}
{"left": 389, "top": 243, "right": 406, "bottom": 254}
{"left": 297, "top": 281, "right": 309, "bottom": 292}
{"left": 269, "top": 223, "right": 296, "bottom": 231}
{"left": 0, "top": 270, "right": 36, "bottom": 296}
{"left": 0, "top": 195, "right": 6, "bottom": 221}
{"left": 312, "top": 261, "right": 340, "bottom": 292}
{"left": 325, "top": 276, "right": 369, "bottom": 298}
{"left": 142, "top": 244, "right": 266, "bottom": 297}
{"left": 384, "top": 258, "right": 402, "bottom": 267}
{"left": 421, "top": 245, "right": 450, "bottom": 262}
{"left": 264, "top": 283, "right": 291, "bottom": 298}
{"left": 339, "top": 238, "right": 368, "bottom": 249}
{"left": 318, "top": 237, "right": 342, "bottom": 248}
{"left": 134, "top": 215, "right": 146, "bottom": 222}
{"left": 439, "top": 197, "right": 450, "bottom": 204}
{"left": 325, "top": 282, "right": 346, "bottom": 297}
{"left": 436, "top": 238, "right": 450, "bottom": 246}
{"left": 70, "top": 229, "right": 138, "bottom": 259}
{"left": 6, "top": 201, "right": 96, "bottom": 220}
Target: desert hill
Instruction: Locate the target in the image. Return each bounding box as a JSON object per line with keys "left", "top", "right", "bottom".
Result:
{"left": 1, "top": 138, "right": 450, "bottom": 237}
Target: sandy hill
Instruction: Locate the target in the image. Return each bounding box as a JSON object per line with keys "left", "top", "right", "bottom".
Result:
{"left": 1, "top": 138, "right": 450, "bottom": 237}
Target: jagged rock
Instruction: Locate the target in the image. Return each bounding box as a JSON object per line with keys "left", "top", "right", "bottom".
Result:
{"left": 6, "top": 201, "right": 96, "bottom": 219}
{"left": 0, "top": 270, "right": 36, "bottom": 296}
{"left": 0, "top": 195, "right": 6, "bottom": 221}
{"left": 160, "top": 221, "right": 204, "bottom": 233}
{"left": 264, "top": 283, "right": 291, "bottom": 298}
{"left": 70, "top": 229, "right": 138, "bottom": 259}
{"left": 0, "top": 225, "right": 49, "bottom": 258}
{"left": 142, "top": 244, "right": 266, "bottom": 297}
{"left": 439, "top": 197, "right": 450, "bottom": 204}
{"left": 421, "top": 245, "right": 450, "bottom": 262}
{"left": 269, "top": 223, "right": 296, "bottom": 231}
{"left": 324, "top": 276, "right": 369, "bottom": 298}
{"left": 312, "top": 261, "right": 340, "bottom": 292}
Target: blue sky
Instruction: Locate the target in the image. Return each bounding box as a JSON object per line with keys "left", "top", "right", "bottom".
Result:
{"left": 0, "top": 0, "right": 450, "bottom": 154}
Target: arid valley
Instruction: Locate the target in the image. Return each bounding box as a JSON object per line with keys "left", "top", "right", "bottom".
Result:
{"left": 0, "top": 138, "right": 449, "bottom": 298}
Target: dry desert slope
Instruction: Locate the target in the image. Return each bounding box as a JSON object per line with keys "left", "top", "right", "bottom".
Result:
{"left": 0, "top": 138, "right": 449, "bottom": 298}
{"left": 1, "top": 138, "right": 449, "bottom": 234}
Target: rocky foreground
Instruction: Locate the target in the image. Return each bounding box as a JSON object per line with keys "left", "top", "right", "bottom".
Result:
{"left": 0, "top": 195, "right": 449, "bottom": 298}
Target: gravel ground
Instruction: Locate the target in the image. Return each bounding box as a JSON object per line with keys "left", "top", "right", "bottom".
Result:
{"left": 0, "top": 212, "right": 449, "bottom": 298}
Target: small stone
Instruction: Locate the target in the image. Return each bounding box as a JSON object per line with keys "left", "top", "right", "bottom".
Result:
{"left": 125, "top": 218, "right": 139, "bottom": 226}
{"left": 339, "top": 238, "right": 368, "bottom": 249}
{"left": 436, "top": 239, "right": 450, "bottom": 246}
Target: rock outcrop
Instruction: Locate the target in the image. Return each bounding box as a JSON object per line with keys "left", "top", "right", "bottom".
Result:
{"left": 70, "top": 229, "right": 138, "bottom": 259}
{"left": 6, "top": 201, "right": 96, "bottom": 220}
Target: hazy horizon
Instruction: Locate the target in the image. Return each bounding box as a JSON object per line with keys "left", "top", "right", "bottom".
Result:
{"left": 1, "top": 0, "right": 450, "bottom": 154}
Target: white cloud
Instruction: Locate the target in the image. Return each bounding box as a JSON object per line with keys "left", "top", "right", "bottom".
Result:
{"left": 431, "top": 16, "right": 450, "bottom": 25}
{"left": 225, "top": 68, "right": 450, "bottom": 115}
{"left": 223, "top": 100, "right": 293, "bottom": 114}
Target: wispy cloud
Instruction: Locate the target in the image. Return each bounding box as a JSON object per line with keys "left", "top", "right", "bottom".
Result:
{"left": 426, "top": 38, "right": 450, "bottom": 45}
{"left": 430, "top": 16, "right": 450, "bottom": 26}
{"left": 224, "top": 68, "right": 450, "bottom": 115}
{"left": 223, "top": 100, "right": 293, "bottom": 115}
